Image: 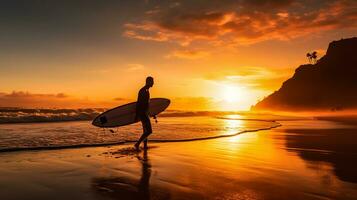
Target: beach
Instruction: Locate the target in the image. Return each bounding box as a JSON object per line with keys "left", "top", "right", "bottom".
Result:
{"left": 1, "top": 118, "right": 357, "bottom": 200}
{"left": 1, "top": 1, "right": 357, "bottom": 199}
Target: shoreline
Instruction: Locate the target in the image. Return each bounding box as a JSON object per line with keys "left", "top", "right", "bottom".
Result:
{"left": 1, "top": 119, "right": 356, "bottom": 200}
{"left": 0, "top": 120, "right": 281, "bottom": 153}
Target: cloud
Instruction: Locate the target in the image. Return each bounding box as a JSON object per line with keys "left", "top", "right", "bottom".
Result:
{"left": 127, "top": 63, "right": 145, "bottom": 71}
{"left": 166, "top": 49, "right": 210, "bottom": 59}
{"left": 2, "top": 91, "right": 69, "bottom": 99}
{"left": 0, "top": 91, "right": 128, "bottom": 108}
{"left": 204, "top": 66, "right": 292, "bottom": 90}
{"left": 170, "top": 97, "right": 217, "bottom": 111}
{"left": 113, "top": 97, "right": 127, "bottom": 101}
{"left": 124, "top": 0, "right": 357, "bottom": 46}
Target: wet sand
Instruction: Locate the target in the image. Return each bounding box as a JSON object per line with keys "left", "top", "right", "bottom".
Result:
{"left": 1, "top": 119, "right": 357, "bottom": 200}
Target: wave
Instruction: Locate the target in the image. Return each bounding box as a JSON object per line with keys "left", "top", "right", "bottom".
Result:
{"left": 0, "top": 108, "right": 300, "bottom": 124}
{"left": 0, "top": 121, "right": 281, "bottom": 153}
{"left": 0, "top": 108, "right": 210, "bottom": 124}
{"left": 0, "top": 109, "right": 237, "bottom": 124}
{"left": 0, "top": 108, "right": 106, "bottom": 124}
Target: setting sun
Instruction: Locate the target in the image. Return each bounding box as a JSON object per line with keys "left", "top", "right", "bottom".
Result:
{"left": 222, "top": 85, "right": 243, "bottom": 103}
{"left": 217, "top": 84, "right": 257, "bottom": 111}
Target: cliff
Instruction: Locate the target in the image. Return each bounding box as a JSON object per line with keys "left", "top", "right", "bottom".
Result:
{"left": 252, "top": 37, "right": 357, "bottom": 111}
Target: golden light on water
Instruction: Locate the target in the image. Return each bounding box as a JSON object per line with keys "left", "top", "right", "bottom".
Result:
{"left": 223, "top": 116, "right": 245, "bottom": 136}
{"left": 223, "top": 114, "right": 244, "bottom": 120}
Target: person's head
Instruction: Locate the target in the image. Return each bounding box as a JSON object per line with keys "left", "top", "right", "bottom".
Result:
{"left": 145, "top": 76, "right": 154, "bottom": 88}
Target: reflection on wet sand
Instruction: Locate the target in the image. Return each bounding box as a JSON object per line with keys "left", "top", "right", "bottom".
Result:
{"left": 284, "top": 128, "right": 357, "bottom": 183}
{"left": 92, "top": 148, "right": 169, "bottom": 200}
{"left": 90, "top": 119, "right": 357, "bottom": 200}
{"left": 138, "top": 149, "right": 151, "bottom": 199}
{"left": 1, "top": 119, "right": 357, "bottom": 200}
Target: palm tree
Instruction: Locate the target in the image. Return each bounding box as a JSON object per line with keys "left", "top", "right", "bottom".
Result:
{"left": 306, "top": 51, "right": 318, "bottom": 64}
{"left": 311, "top": 51, "right": 317, "bottom": 63}
{"left": 306, "top": 52, "right": 312, "bottom": 63}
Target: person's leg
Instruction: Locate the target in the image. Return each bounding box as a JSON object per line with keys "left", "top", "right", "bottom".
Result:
{"left": 135, "top": 133, "right": 148, "bottom": 149}
{"left": 134, "top": 117, "right": 145, "bottom": 149}
{"left": 143, "top": 138, "right": 148, "bottom": 149}
{"left": 135, "top": 132, "right": 150, "bottom": 149}
{"left": 143, "top": 116, "right": 152, "bottom": 149}
{"left": 135, "top": 115, "right": 152, "bottom": 150}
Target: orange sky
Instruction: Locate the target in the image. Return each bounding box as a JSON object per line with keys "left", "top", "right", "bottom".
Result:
{"left": 0, "top": 0, "right": 356, "bottom": 110}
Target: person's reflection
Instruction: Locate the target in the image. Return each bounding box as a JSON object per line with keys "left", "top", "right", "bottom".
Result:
{"left": 92, "top": 148, "right": 152, "bottom": 200}
{"left": 137, "top": 148, "right": 151, "bottom": 199}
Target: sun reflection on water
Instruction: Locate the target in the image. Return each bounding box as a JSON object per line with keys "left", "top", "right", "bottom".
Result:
{"left": 222, "top": 115, "right": 245, "bottom": 135}
{"left": 223, "top": 114, "right": 243, "bottom": 120}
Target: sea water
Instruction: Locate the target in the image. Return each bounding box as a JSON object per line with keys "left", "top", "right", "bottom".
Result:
{"left": 0, "top": 110, "right": 282, "bottom": 151}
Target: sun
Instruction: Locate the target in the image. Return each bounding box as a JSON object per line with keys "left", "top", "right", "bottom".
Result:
{"left": 218, "top": 84, "right": 253, "bottom": 111}
{"left": 216, "top": 83, "right": 258, "bottom": 111}
{"left": 222, "top": 85, "right": 242, "bottom": 103}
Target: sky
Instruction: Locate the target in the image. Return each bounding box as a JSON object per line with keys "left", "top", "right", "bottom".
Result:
{"left": 0, "top": 0, "right": 356, "bottom": 110}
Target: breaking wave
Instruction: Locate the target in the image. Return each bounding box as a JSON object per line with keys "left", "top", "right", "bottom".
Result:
{"left": 0, "top": 120, "right": 281, "bottom": 152}
{"left": 0, "top": 108, "right": 299, "bottom": 124}
{"left": 0, "top": 108, "right": 105, "bottom": 123}
{"left": 0, "top": 115, "right": 282, "bottom": 152}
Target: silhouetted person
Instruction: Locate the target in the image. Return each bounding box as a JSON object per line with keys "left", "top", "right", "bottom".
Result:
{"left": 134, "top": 76, "right": 154, "bottom": 150}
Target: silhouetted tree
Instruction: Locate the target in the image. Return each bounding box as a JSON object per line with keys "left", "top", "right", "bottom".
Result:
{"left": 311, "top": 51, "right": 317, "bottom": 63}
{"left": 306, "top": 52, "right": 312, "bottom": 63}
{"left": 306, "top": 51, "right": 318, "bottom": 64}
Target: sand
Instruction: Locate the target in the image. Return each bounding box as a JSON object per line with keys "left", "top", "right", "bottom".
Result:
{"left": 0, "top": 119, "right": 357, "bottom": 200}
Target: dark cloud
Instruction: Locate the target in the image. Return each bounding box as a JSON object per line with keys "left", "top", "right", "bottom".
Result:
{"left": 0, "top": 0, "right": 150, "bottom": 55}
{"left": 0, "top": 91, "right": 120, "bottom": 108}
{"left": 56, "top": 93, "right": 68, "bottom": 98}
{"left": 243, "top": 0, "right": 294, "bottom": 7}
{"left": 2, "top": 91, "right": 69, "bottom": 99}
{"left": 124, "top": 0, "right": 357, "bottom": 45}
{"left": 113, "top": 97, "right": 127, "bottom": 101}
{"left": 0, "top": 91, "right": 70, "bottom": 108}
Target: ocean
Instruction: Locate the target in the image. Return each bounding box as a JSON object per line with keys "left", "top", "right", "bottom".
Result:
{"left": 0, "top": 108, "right": 283, "bottom": 152}
{"left": 1, "top": 109, "right": 357, "bottom": 200}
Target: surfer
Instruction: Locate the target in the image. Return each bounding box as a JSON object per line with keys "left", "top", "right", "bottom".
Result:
{"left": 134, "top": 76, "right": 154, "bottom": 150}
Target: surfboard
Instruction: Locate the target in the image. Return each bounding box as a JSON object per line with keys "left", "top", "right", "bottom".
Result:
{"left": 92, "top": 98, "right": 170, "bottom": 128}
